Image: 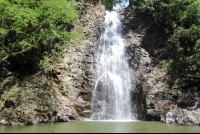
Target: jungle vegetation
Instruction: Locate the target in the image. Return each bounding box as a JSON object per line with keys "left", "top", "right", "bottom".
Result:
{"left": 132, "top": 0, "right": 200, "bottom": 88}
{"left": 0, "top": 0, "right": 83, "bottom": 82}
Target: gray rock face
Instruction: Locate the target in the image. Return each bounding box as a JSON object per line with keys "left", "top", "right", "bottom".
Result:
{"left": 43, "top": 0, "right": 106, "bottom": 121}
{"left": 161, "top": 108, "right": 200, "bottom": 126}
{"left": 118, "top": 7, "right": 154, "bottom": 120}
{"left": 0, "top": 87, "right": 74, "bottom": 125}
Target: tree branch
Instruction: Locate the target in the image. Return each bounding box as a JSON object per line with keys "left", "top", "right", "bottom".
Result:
{"left": 11, "top": 28, "right": 27, "bottom": 52}
{"left": 0, "top": 11, "right": 57, "bottom": 64}
{"left": 0, "top": 43, "right": 11, "bottom": 54}
{"left": 0, "top": 24, "right": 43, "bottom": 63}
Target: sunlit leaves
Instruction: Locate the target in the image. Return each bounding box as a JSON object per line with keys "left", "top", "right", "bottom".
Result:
{"left": 0, "top": 0, "right": 82, "bottom": 77}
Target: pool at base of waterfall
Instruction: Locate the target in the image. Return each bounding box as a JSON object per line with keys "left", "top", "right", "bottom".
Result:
{"left": 0, "top": 121, "right": 200, "bottom": 133}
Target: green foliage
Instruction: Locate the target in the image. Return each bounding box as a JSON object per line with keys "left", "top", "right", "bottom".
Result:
{"left": 85, "top": 31, "right": 91, "bottom": 39}
{"left": 132, "top": 0, "right": 199, "bottom": 29}
{"left": 161, "top": 64, "right": 170, "bottom": 69}
{"left": 69, "top": 0, "right": 85, "bottom": 10}
{"left": 3, "top": 84, "right": 21, "bottom": 97}
{"left": 0, "top": 0, "right": 82, "bottom": 80}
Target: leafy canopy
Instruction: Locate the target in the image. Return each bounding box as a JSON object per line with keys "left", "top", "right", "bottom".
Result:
{"left": 0, "top": 0, "right": 81, "bottom": 79}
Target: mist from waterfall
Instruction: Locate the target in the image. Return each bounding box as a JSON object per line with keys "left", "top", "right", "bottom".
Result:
{"left": 91, "top": 11, "right": 134, "bottom": 121}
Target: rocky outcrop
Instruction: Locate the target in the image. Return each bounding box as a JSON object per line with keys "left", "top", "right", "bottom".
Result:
{"left": 117, "top": 7, "right": 152, "bottom": 120}
{"left": 0, "top": 83, "right": 76, "bottom": 125}
{"left": 161, "top": 100, "right": 200, "bottom": 125}
{"left": 162, "top": 107, "right": 200, "bottom": 126}
{"left": 58, "top": 0, "right": 105, "bottom": 120}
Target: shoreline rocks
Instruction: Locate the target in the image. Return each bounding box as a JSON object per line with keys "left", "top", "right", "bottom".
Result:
{"left": 162, "top": 108, "right": 200, "bottom": 126}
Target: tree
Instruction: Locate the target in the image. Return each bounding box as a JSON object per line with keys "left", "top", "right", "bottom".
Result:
{"left": 0, "top": 0, "right": 80, "bottom": 79}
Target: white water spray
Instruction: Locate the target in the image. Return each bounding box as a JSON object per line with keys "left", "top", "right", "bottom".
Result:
{"left": 91, "top": 11, "right": 133, "bottom": 120}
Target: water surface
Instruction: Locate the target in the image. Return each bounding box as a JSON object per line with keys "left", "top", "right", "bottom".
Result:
{"left": 0, "top": 121, "right": 200, "bottom": 133}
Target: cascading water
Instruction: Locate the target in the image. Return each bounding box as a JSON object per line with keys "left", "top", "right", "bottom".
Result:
{"left": 91, "top": 11, "right": 134, "bottom": 121}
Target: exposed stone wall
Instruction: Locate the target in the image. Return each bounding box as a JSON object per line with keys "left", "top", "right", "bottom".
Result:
{"left": 42, "top": 0, "right": 106, "bottom": 120}
{"left": 118, "top": 7, "right": 153, "bottom": 120}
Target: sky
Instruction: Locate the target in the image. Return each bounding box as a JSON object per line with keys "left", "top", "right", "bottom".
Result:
{"left": 113, "top": 1, "right": 129, "bottom": 10}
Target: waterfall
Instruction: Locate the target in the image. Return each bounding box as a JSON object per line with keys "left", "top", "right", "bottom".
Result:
{"left": 91, "top": 11, "right": 134, "bottom": 121}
